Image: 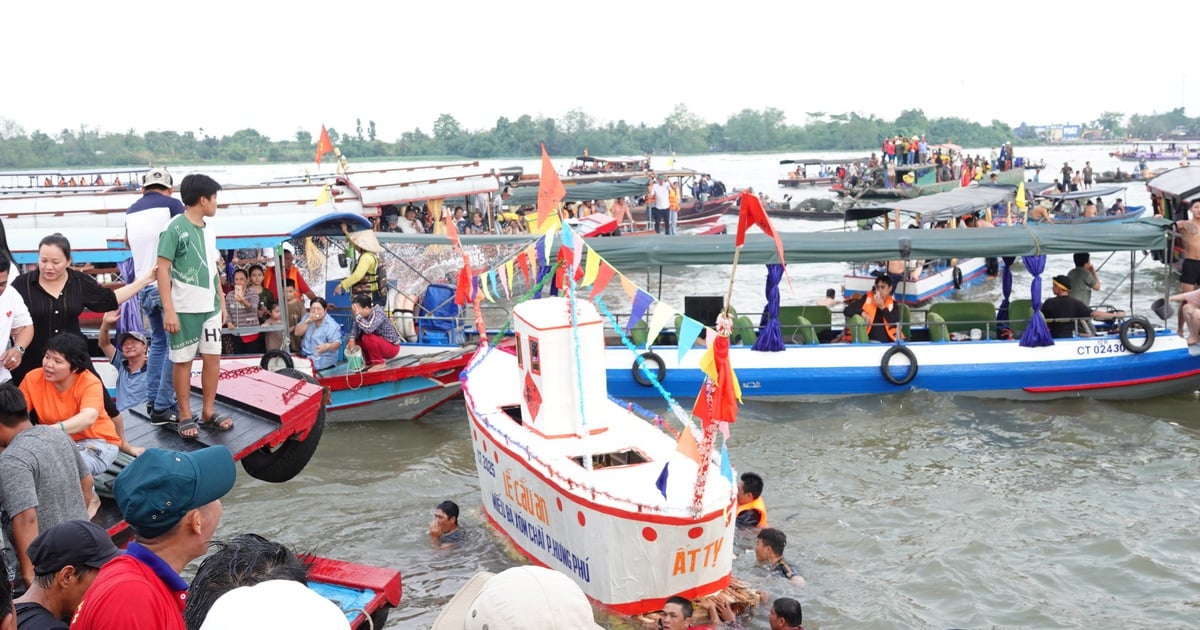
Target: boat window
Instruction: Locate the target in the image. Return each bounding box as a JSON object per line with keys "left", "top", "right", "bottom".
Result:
{"left": 516, "top": 333, "right": 524, "bottom": 368}
{"left": 501, "top": 404, "right": 523, "bottom": 425}
{"left": 570, "top": 448, "right": 650, "bottom": 470}
{"left": 529, "top": 337, "right": 540, "bottom": 374}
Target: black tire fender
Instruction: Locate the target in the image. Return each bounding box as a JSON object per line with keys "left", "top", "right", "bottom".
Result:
{"left": 952, "top": 266, "right": 964, "bottom": 289}
{"left": 880, "top": 344, "right": 918, "bottom": 386}
{"left": 260, "top": 349, "right": 294, "bottom": 372}
{"left": 1119, "top": 316, "right": 1155, "bottom": 354}
{"left": 241, "top": 368, "right": 325, "bottom": 483}
{"left": 631, "top": 351, "right": 666, "bottom": 387}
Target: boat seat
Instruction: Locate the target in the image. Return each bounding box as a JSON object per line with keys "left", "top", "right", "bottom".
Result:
{"left": 778, "top": 305, "right": 832, "bottom": 343}
{"left": 796, "top": 315, "right": 817, "bottom": 345}
{"left": 927, "top": 301, "right": 997, "bottom": 337}
{"left": 629, "top": 319, "right": 649, "bottom": 347}
{"left": 731, "top": 315, "right": 758, "bottom": 346}
{"left": 927, "top": 311, "right": 949, "bottom": 342}
{"left": 847, "top": 314, "right": 869, "bottom": 343}
{"left": 1006, "top": 299, "right": 1034, "bottom": 336}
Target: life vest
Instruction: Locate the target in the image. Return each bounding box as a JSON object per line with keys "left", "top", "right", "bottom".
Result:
{"left": 860, "top": 295, "right": 898, "bottom": 341}
{"left": 736, "top": 496, "right": 769, "bottom": 528}
{"left": 351, "top": 251, "right": 385, "bottom": 300}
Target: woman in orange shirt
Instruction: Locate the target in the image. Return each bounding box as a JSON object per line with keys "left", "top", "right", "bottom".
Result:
{"left": 18, "top": 333, "right": 120, "bottom": 478}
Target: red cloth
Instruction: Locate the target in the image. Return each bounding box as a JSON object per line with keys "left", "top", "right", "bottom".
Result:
{"left": 360, "top": 332, "right": 400, "bottom": 365}
{"left": 70, "top": 554, "right": 186, "bottom": 630}
{"left": 316, "top": 125, "right": 334, "bottom": 165}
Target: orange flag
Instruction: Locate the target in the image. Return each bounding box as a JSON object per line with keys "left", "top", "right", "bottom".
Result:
{"left": 676, "top": 426, "right": 702, "bottom": 465}
{"left": 536, "top": 144, "right": 566, "bottom": 229}
{"left": 316, "top": 125, "right": 334, "bottom": 166}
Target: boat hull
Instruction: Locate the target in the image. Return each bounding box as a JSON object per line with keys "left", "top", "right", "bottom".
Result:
{"left": 606, "top": 334, "right": 1200, "bottom": 402}
{"left": 843, "top": 258, "right": 990, "bottom": 305}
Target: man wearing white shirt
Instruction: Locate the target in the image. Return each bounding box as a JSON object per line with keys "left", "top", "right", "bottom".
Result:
{"left": 650, "top": 175, "right": 673, "bottom": 235}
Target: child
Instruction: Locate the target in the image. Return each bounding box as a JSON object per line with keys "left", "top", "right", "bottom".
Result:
{"left": 263, "top": 302, "right": 285, "bottom": 351}
{"left": 156, "top": 173, "right": 232, "bottom": 439}
{"left": 285, "top": 279, "right": 305, "bottom": 352}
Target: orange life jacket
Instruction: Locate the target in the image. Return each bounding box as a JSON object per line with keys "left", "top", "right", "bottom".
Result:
{"left": 736, "top": 496, "right": 769, "bottom": 528}
{"left": 860, "top": 295, "right": 898, "bottom": 341}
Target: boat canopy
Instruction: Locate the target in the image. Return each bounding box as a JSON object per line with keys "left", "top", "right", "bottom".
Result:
{"left": 779, "top": 157, "right": 867, "bottom": 166}
{"left": 351, "top": 170, "right": 499, "bottom": 208}
{"left": 1146, "top": 165, "right": 1200, "bottom": 202}
{"left": 1040, "top": 185, "right": 1127, "bottom": 200}
{"left": 502, "top": 177, "right": 651, "bottom": 206}
{"left": 843, "top": 185, "right": 1016, "bottom": 223}
{"left": 582, "top": 218, "right": 1172, "bottom": 266}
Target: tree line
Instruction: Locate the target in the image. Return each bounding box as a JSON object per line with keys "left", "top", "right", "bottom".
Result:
{"left": 0, "top": 106, "right": 1194, "bottom": 169}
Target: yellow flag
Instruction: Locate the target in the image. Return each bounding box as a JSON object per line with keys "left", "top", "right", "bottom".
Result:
{"left": 646, "top": 303, "right": 676, "bottom": 348}
{"left": 619, "top": 274, "right": 637, "bottom": 300}
{"left": 1015, "top": 181, "right": 1026, "bottom": 209}
{"left": 505, "top": 259, "right": 515, "bottom": 293}
{"left": 581, "top": 247, "right": 601, "bottom": 286}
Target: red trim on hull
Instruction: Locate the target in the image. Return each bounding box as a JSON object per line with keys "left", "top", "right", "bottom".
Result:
{"left": 1023, "top": 367, "right": 1200, "bottom": 392}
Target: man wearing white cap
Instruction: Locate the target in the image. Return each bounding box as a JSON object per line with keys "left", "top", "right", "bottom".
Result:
{"left": 263, "top": 242, "right": 318, "bottom": 304}
{"left": 431, "top": 565, "right": 601, "bottom": 629}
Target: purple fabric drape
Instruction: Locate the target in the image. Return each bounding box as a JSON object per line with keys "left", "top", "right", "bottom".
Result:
{"left": 753, "top": 264, "right": 785, "bottom": 351}
{"left": 117, "top": 258, "right": 146, "bottom": 337}
{"left": 1019, "top": 254, "right": 1053, "bottom": 347}
{"left": 996, "top": 256, "right": 1016, "bottom": 322}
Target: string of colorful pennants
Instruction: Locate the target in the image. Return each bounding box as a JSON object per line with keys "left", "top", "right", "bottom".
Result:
{"left": 462, "top": 224, "right": 714, "bottom": 364}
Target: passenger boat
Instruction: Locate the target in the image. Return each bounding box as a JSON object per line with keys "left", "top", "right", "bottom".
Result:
{"left": 565, "top": 154, "right": 651, "bottom": 176}
{"left": 589, "top": 217, "right": 1197, "bottom": 402}
{"left": 0, "top": 166, "right": 146, "bottom": 196}
{"left": 1145, "top": 165, "right": 1200, "bottom": 219}
{"left": 462, "top": 295, "right": 736, "bottom": 615}
{"left": 833, "top": 164, "right": 1025, "bottom": 200}
{"left": 1109, "top": 143, "right": 1200, "bottom": 162}
{"left": 840, "top": 186, "right": 1017, "bottom": 305}
{"left": 757, "top": 195, "right": 847, "bottom": 220}
{"left": 777, "top": 157, "right": 867, "bottom": 188}
{"left": 9, "top": 212, "right": 473, "bottom": 423}
{"left": 1022, "top": 184, "right": 1147, "bottom": 224}
{"left": 87, "top": 368, "right": 402, "bottom": 629}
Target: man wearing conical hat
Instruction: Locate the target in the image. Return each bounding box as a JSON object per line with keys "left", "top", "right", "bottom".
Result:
{"left": 332, "top": 224, "right": 386, "bottom": 306}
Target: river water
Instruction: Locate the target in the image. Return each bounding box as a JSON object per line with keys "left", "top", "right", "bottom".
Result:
{"left": 202, "top": 147, "right": 1200, "bottom": 628}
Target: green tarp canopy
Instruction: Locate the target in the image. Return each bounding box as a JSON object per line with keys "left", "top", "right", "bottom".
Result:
{"left": 501, "top": 177, "right": 650, "bottom": 206}
{"left": 375, "top": 218, "right": 1172, "bottom": 267}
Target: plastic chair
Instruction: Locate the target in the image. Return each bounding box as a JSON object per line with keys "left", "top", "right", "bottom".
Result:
{"left": 630, "top": 319, "right": 649, "bottom": 347}
{"left": 927, "top": 311, "right": 949, "bottom": 342}
{"left": 732, "top": 315, "right": 758, "bottom": 346}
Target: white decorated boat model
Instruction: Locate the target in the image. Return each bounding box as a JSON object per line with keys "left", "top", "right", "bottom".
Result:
{"left": 463, "top": 297, "right": 736, "bottom": 614}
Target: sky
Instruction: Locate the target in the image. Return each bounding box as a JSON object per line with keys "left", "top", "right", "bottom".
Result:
{"left": 3, "top": 1, "right": 1194, "bottom": 143}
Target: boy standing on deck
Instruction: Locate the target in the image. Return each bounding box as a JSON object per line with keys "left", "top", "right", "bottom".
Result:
{"left": 156, "top": 174, "right": 232, "bottom": 439}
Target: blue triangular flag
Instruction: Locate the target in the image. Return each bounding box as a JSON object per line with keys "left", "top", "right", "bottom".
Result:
{"left": 655, "top": 462, "right": 670, "bottom": 499}
{"left": 624, "top": 289, "right": 654, "bottom": 335}
{"left": 720, "top": 442, "right": 734, "bottom": 485}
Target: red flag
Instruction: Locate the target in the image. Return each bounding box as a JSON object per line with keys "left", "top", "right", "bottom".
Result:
{"left": 316, "top": 125, "right": 334, "bottom": 166}
{"left": 444, "top": 213, "right": 461, "bottom": 248}
{"left": 536, "top": 144, "right": 566, "bottom": 229}
{"left": 735, "top": 191, "right": 785, "bottom": 265}
{"left": 691, "top": 334, "right": 740, "bottom": 427}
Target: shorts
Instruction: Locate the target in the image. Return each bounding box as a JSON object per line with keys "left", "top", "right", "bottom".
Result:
{"left": 77, "top": 438, "right": 119, "bottom": 477}
{"left": 168, "top": 311, "right": 223, "bottom": 363}
{"left": 1182, "top": 259, "right": 1200, "bottom": 286}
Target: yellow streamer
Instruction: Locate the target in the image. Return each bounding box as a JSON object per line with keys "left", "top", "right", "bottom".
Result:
{"left": 581, "top": 247, "right": 601, "bottom": 286}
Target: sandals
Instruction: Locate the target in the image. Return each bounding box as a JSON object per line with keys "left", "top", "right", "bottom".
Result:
{"left": 199, "top": 412, "right": 235, "bottom": 432}
{"left": 166, "top": 418, "right": 200, "bottom": 440}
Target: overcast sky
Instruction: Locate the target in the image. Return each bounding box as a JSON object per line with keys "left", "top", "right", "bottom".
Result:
{"left": 4, "top": 1, "right": 1193, "bottom": 143}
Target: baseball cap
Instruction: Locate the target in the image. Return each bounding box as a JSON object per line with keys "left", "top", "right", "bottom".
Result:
{"left": 142, "top": 167, "right": 173, "bottom": 189}
{"left": 115, "top": 446, "right": 236, "bottom": 538}
{"left": 117, "top": 330, "right": 148, "bottom": 346}
{"left": 200, "top": 580, "right": 349, "bottom": 630}
{"left": 27, "top": 520, "right": 120, "bottom": 575}
{"left": 281, "top": 242, "right": 296, "bottom": 254}
{"left": 430, "top": 566, "right": 601, "bottom": 630}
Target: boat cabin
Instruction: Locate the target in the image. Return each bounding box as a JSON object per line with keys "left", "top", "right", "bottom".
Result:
{"left": 511, "top": 297, "right": 610, "bottom": 438}
{"left": 567, "top": 155, "right": 651, "bottom": 176}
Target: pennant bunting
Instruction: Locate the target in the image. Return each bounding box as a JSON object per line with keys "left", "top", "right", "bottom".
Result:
{"left": 647, "top": 303, "right": 676, "bottom": 349}
{"left": 498, "top": 266, "right": 510, "bottom": 299}
{"left": 625, "top": 289, "right": 654, "bottom": 335}
{"left": 542, "top": 226, "right": 557, "bottom": 264}
{"left": 560, "top": 221, "right": 575, "bottom": 250}
{"left": 516, "top": 251, "right": 531, "bottom": 287}
{"left": 719, "top": 441, "right": 734, "bottom": 484}
{"left": 620, "top": 274, "right": 637, "bottom": 300}
{"left": 676, "top": 316, "right": 704, "bottom": 363}
{"left": 480, "top": 272, "right": 493, "bottom": 302}
{"left": 581, "top": 247, "right": 601, "bottom": 287}
{"left": 489, "top": 270, "right": 501, "bottom": 302}
{"left": 471, "top": 275, "right": 480, "bottom": 303}
{"left": 655, "top": 462, "right": 670, "bottom": 499}
{"left": 589, "top": 263, "right": 615, "bottom": 300}
{"left": 505, "top": 259, "right": 515, "bottom": 295}
{"left": 535, "top": 238, "right": 546, "bottom": 270}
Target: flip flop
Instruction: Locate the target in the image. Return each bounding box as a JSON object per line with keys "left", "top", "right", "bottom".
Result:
{"left": 166, "top": 418, "right": 200, "bottom": 440}
{"left": 199, "top": 412, "right": 235, "bottom": 432}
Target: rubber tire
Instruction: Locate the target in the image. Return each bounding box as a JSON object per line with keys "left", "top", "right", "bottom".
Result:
{"left": 241, "top": 368, "right": 325, "bottom": 483}
{"left": 1119, "top": 316, "right": 1155, "bottom": 354}
{"left": 952, "top": 266, "right": 964, "bottom": 290}
{"left": 260, "top": 349, "right": 294, "bottom": 372}
{"left": 631, "top": 351, "right": 666, "bottom": 387}
{"left": 367, "top": 607, "right": 391, "bottom": 630}
{"left": 880, "top": 345, "right": 918, "bottom": 386}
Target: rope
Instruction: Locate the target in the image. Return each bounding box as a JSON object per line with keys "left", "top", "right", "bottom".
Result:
{"left": 593, "top": 299, "right": 691, "bottom": 427}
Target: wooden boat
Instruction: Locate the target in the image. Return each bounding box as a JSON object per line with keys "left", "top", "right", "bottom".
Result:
{"left": 463, "top": 296, "right": 735, "bottom": 615}
{"left": 10, "top": 212, "right": 474, "bottom": 423}
{"left": 1024, "top": 185, "right": 1147, "bottom": 225}
{"left": 834, "top": 165, "right": 1026, "bottom": 200}
{"left": 589, "top": 217, "right": 1197, "bottom": 402}
{"left": 777, "top": 157, "right": 867, "bottom": 188}
{"left": 840, "top": 186, "right": 1017, "bottom": 305}
{"left": 0, "top": 166, "right": 147, "bottom": 196}
{"left": 87, "top": 367, "right": 401, "bottom": 629}
{"left": 759, "top": 195, "right": 846, "bottom": 220}
{"left": 566, "top": 155, "right": 651, "bottom": 176}
{"left": 1109, "top": 143, "right": 1200, "bottom": 162}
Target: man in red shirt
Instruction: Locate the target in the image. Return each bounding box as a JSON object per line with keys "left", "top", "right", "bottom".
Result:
{"left": 70, "top": 446, "right": 235, "bottom": 630}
